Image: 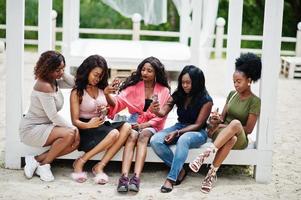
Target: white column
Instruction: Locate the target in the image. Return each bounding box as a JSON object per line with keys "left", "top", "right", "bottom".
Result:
{"left": 225, "top": 0, "right": 243, "bottom": 94}
{"left": 38, "top": 0, "right": 53, "bottom": 54}
{"left": 179, "top": 0, "right": 191, "bottom": 44}
{"left": 62, "top": 0, "right": 80, "bottom": 72}
{"left": 296, "top": 22, "right": 301, "bottom": 57}
{"left": 132, "top": 13, "right": 141, "bottom": 41}
{"left": 52, "top": 10, "right": 58, "bottom": 50}
{"left": 190, "top": 0, "right": 202, "bottom": 66}
{"left": 5, "top": 0, "right": 25, "bottom": 169}
{"left": 255, "top": 0, "right": 284, "bottom": 183}
{"left": 215, "top": 17, "right": 226, "bottom": 59}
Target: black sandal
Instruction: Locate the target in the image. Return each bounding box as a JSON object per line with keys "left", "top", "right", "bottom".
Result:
{"left": 175, "top": 169, "right": 187, "bottom": 186}
{"left": 160, "top": 185, "right": 173, "bottom": 193}
{"left": 160, "top": 179, "right": 174, "bottom": 193}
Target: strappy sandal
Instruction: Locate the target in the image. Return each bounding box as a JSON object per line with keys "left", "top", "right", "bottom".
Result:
{"left": 92, "top": 162, "right": 109, "bottom": 185}
{"left": 189, "top": 147, "right": 216, "bottom": 172}
{"left": 71, "top": 157, "right": 88, "bottom": 183}
{"left": 200, "top": 168, "right": 217, "bottom": 194}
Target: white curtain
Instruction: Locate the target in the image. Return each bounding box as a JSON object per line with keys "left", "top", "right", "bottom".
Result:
{"left": 102, "top": 0, "right": 167, "bottom": 25}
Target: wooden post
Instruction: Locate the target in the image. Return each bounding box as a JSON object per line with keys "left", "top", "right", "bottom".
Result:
{"left": 62, "top": 0, "right": 80, "bottom": 72}
{"left": 190, "top": 0, "right": 202, "bottom": 67}
{"left": 38, "top": 0, "right": 53, "bottom": 53}
{"left": 255, "top": 0, "right": 284, "bottom": 183}
{"left": 5, "top": 0, "right": 25, "bottom": 169}
{"left": 0, "top": 41, "right": 4, "bottom": 53}
{"left": 132, "top": 13, "right": 141, "bottom": 41}
{"left": 51, "top": 10, "right": 57, "bottom": 50}
{"left": 225, "top": 0, "right": 243, "bottom": 94}
{"left": 296, "top": 22, "right": 301, "bottom": 57}
{"left": 215, "top": 17, "right": 225, "bottom": 59}
{"left": 179, "top": 0, "right": 191, "bottom": 44}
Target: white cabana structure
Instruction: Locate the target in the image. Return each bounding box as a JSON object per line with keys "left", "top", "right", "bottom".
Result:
{"left": 5, "top": 0, "right": 283, "bottom": 183}
{"left": 62, "top": 0, "right": 219, "bottom": 72}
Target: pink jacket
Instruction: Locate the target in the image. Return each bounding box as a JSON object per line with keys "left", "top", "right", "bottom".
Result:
{"left": 108, "top": 81, "right": 170, "bottom": 132}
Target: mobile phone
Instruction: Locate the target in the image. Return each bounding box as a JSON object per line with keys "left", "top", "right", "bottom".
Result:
{"left": 151, "top": 94, "right": 158, "bottom": 103}
{"left": 112, "top": 78, "right": 121, "bottom": 89}
{"left": 99, "top": 106, "right": 108, "bottom": 119}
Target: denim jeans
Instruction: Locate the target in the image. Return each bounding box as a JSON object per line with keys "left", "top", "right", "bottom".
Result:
{"left": 150, "top": 123, "right": 208, "bottom": 182}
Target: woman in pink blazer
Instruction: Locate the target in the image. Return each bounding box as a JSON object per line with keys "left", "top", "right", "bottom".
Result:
{"left": 105, "top": 57, "right": 170, "bottom": 193}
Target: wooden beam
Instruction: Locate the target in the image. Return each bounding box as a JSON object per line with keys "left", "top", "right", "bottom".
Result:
{"left": 5, "top": 0, "right": 25, "bottom": 169}
{"left": 38, "top": 0, "right": 53, "bottom": 53}
{"left": 225, "top": 0, "right": 243, "bottom": 94}
{"left": 62, "top": 0, "right": 80, "bottom": 72}
{"left": 255, "top": 0, "right": 284, "bottom": 183}
{"left": 190, "top": 0, "right": 202, "bottom": 66}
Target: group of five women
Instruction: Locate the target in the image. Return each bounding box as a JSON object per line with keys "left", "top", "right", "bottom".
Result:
{"left": 19, "top": 50, "right": 262, "bottom": 194}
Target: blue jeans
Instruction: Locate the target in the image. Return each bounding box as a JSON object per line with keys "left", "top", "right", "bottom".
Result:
{"left": 150, "top": 123, "right": 208, "bottom": 182}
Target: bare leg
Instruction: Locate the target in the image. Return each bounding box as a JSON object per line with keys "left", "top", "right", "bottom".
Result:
{"left": 212, "top": 136, "right": 237, "bottom": 167}
{"left": 35, "top": 130, "right": 80, "bottom": 163}
{"left": 35, "top": 127, "right": 77, "bottom": 165}
{"left": 93, "top": 123, "right": 131, "bottom": 173}
{"left": 134, "top": 130, "right": 152, "bottom": 177}
{"left": 121, "top": 130, "right": 139, "bottom": 177}
{"left": 213, "top": 120, "right": 243, "bottom": 149}
{"left": 73, "top": 129, "right": 119, "bottom": 173}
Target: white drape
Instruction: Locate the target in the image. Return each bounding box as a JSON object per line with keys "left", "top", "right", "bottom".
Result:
{"left": 102, "top": 0, "right": 167, "bottom": 25}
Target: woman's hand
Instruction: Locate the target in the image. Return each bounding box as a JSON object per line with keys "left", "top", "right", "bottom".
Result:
{"left": 71, "top": 127, "right": 80, "bottom": 148}
{"left": 217, "top": 123, "right": 227, "bottom": 129}
{"left": 149, "top": 101, "right": 160, "bottom": 115}
{"left": 164, "top": 131, "right": 178, "bottom": 144}
{"left": 104, "top": 85, "right": 118, "bottom": 95}
{"left": 104, "top": 78, "right": 121, "bottom": 95}
{"left": 87, "top": 117, "right": 104, "bottom": 128}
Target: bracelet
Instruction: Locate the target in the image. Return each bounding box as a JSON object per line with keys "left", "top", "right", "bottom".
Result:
{"left": 176, "top": 129, "right": 180, "bottom": 137}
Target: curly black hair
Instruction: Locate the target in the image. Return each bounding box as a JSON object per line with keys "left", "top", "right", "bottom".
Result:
{"left": 235, "top": 53, "right": 262, "bottom": 82}
{"left": 34, "top": 50, "right": 65, "bottom": 83}
{"left": 74, "top": 55, "right": 109, "bottom": 103}
{"left": 172, "top": 65, "right": 208, "bottom": 107}
{"left": 119, "top": 56, "right": 170, "bottom": 91}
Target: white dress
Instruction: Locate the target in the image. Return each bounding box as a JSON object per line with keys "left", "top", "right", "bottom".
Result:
{"left": 19, "top": 73, "right": 75, "bottom": 147}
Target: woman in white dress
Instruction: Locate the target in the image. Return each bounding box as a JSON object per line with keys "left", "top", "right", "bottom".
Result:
{"left": 19, "top": 51, "right": 80, "bottom": 182}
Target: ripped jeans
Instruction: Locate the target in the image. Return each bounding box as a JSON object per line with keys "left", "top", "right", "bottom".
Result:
{"left": 150, "top": 123, "right": 207, "bottom": 182}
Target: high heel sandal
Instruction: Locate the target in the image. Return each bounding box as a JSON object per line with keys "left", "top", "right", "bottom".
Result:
{"left": 71, "top": 157, "right": 88, "bottom": 183}
{"left": 189, "top": 147, "right": 216, "bottom": 173}
{"left": 92, "top": 162, "right": 109, "bottom": 185}
{"left": 201, "top": 168, "right": 217, "bottom": 194}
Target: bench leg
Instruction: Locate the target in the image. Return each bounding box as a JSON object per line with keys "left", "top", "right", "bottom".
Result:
{"left": 254, "top": 163, "right": 272, "bottom": 183}
{"left": 5, "top": 152, "right": 22, "bottom": 169}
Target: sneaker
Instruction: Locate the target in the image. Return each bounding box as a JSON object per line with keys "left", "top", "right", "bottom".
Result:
{"left": 35, "top": 164, "right": 54, "bottom": 182}
{"left": 24, "top": 155, "right": 40, "bottom": 179}
{"left": 117, "top": 175, "right": 129, "bottom": 193}
{"left": 128, "top": 173, "right": 140, "bottom": 192}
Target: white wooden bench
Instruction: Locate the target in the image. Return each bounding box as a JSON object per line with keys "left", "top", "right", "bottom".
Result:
{"left": 18, "top": 89, "right": 269, "bottom": 182}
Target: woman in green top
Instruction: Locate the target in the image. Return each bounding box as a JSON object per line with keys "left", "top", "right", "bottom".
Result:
{"left": 189, "top": 53, "right": 262, "bottom": 193}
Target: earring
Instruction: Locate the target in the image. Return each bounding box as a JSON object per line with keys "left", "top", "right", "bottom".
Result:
{"left": 248, "top": 82, "right": 251, "bottom": 86}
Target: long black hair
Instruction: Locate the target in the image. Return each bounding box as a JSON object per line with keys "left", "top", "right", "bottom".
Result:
{"left": 73, "top": 55, "right": 109, "bottom": 102}
{"left": 119, "top": 56, "right": 170, "bottom": 91}
{"left": 172, "top": 65, "right": 207, "bottom": 107}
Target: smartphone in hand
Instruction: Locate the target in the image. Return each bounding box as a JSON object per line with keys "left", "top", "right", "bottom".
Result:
{"left": 151, "top": 94, "right": 158, "bottom": 103}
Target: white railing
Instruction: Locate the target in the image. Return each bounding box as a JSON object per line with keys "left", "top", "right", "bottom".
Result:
{"left": 0, "top": 15, "right": 299, "bottom": 57}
